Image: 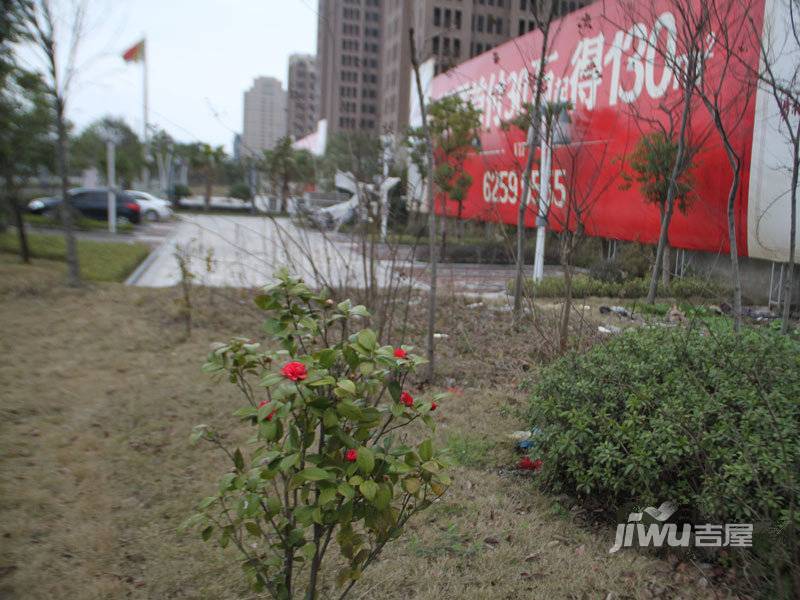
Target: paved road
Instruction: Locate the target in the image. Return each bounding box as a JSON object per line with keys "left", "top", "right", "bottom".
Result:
{"left": 126, "top": 214, "right": 563, "bottom": 296}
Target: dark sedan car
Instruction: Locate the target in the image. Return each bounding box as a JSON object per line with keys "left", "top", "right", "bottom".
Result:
{"left": 28, "top": 188, "right": 142, "bottom": 224}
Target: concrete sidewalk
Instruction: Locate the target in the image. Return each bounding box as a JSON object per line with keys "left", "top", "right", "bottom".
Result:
{"left": 125, "top": 213, "right": 565, "bottom": 296}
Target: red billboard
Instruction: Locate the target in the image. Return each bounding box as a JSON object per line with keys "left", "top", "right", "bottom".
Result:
{"left": 426, "top": 0, "right": 797, "bottom": 261}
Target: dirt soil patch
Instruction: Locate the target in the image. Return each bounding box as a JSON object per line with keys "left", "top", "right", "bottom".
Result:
{"left": 0, "top": 257, "right": 725, "bottom": 599}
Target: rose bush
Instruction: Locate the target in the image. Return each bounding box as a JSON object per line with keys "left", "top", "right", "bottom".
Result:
{"left": 182, "top": 270, "right": 450, "bottom": 599}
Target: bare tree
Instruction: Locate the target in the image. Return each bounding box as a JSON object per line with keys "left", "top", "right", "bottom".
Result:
{"left": 684, "top": 0, "right": 763, "bottom": 332}
{"left": 409, "top": 28, "right": 438, "bottom": 381}
{"left": 22, "top": 0, "right": 88, "bottom": 286}
{"left": 512, "top": 0, "right": 560, "bottom": 320}
{"left": 610, "top": 0, "right": 711, "bottom": 305}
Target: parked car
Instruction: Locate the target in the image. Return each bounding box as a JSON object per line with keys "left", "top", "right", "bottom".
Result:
{"left": 125, "top": 190, "right": 173, "bottom": 222}
{"left": 28, "top": 188, "right": 142, "bottom": 224}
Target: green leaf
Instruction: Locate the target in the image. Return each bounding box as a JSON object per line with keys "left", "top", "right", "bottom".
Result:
{"left": 233, "top": 448, "right": 245, "bottom": 471}
{"left": 245, "top": 522, "right": 261, "bottom": 537}
{"left": 337, "top": 402, "right": 364, "bottom": 420}
{"left": 388, "top": 380, "right": 401, "bottom": 402}
{"left": 201, "top": 525, "right": 214, "bottom": 541}
{"left": 337, "top": 379, "right": 356, "bottom": 394}
{"left": 356, "top": 447, "right": 375, "bottom": 474}
{"left": 296, "top": 467, "right": 333, "bottom": 481}
{"left": 315, "top": 348, "right": 336, "bottom": 369}
{"left": 356, "top": 329, "right": 377, "bottom": 351}
{"left": 351, "top": 305, "right": 370, "bottom": 317}
{"left": 301, "top": 542, "right": 317, "bottom": 560}
{"left": 338, "top": 482, "right": 355, "bottom": 500}
{"left": 279, "top": 453, "right": 300, "bottom": 472}
{"left": 260, "top": 372, "right": 284, "bottom": 387}
{"left": 308, "top": 375, "right": 336, "bottom": 387}
{"left": 403, "top": 477, "right": 421, "bottom": 494}
{"left": 266, "top": 496, "right": 282, "bottom": 515}
{"left": 359, "top": 480, "right": 378, "bottom": 501}
{"left": 219, "top": 473, "right": 236, "bottom": 493}
{"left": 374, "top": 484, "right": 392, "bottom": 509}
{"left": 318, "top": 486, "right": 337, "bottom": 505}
{"left": 419, "top": 438, "right": 433, "bottom": 462}
{"left": 323, "top": 409, "right": 339, "bottom": 428}
{"left": 421, "top": 460, "right": 440, "bottom": 474}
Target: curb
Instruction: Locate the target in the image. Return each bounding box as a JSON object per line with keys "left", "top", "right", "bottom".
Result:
{"left": 125, "top": 222, "right": 181, "bottom": 286}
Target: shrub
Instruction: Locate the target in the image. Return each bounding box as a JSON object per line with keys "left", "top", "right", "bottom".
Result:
{"left": 171, "top": 183, "right": 191, "bottom": 200}
{"left": 229, "top": 182, "right": 253, "bottom": 201}
{"left": 183, "top": 271, "right": 450, "bottom": 598}
{"left": 528, "top": 326, "right": 800, "bottom": 596}
{"left": 589, "top": 260, "right": 625, "bottom": 284}
{"left": 616, "top": 242, "right": 653, "bottom": 278}
{"left": 511, "top": 274, "right": 727, "bottom": 300}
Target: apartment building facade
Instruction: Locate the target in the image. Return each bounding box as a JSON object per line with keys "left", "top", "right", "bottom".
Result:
{"left": 286, "top": 54, "right": 319, "bottom": 140}
{"left": 316, "top": 0, "right": 383, "bottom": 135}
{"left": 241, "top": 76, "right": 286, "bottom": 158}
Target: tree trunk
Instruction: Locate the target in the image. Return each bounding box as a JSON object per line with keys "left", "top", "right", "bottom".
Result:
{"left": 513, "top": 21, "right": 552, "bottom": 319}
{"left": 281, "top": 179, "right": 289, "bottom": 214}
{"left": 662, "top": 243, "right": 671, "bottom": 288}
{"left": 781, "top": 124, "right": 799, "bottom": 333}
{"left": 204, "top": 171, "right": 212, "bottom": 210}
{"left": 10, "top": 193, "right": 31, "bottom": 264}
{"left": 647, "top": 54, "right": 695, "bottom": 304}
{"left": 55, "top": 96, "right": 80, "bottom": 287}
{"left": 726, "top": 162, "right": 743, "bottom": 333}
{"left": 514, "top": 128, "right": 538, "bottom": 318}
{"left": 439, "top": 202, "right": 448, "bottom": 260}
{"left": 559, "top": 242, "right": 573, "bottom": 352}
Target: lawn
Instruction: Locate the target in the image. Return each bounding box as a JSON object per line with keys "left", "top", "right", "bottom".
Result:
{"left": 0, "top": 260, "right": 716, "bottom": 599}
{"left": 23, "top": 213, "right": 136, "bottom": 234}
{"left": 0, "top": 231, "right": 150, "bottom": 282}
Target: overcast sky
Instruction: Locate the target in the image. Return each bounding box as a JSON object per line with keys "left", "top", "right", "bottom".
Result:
{"left": 57, "top": 0, "right": 318, "bottom": 152}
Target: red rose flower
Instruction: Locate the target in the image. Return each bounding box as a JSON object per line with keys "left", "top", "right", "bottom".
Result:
{"left": 281, "top": 361, "right": 308, "bottom": 381}
{"left": 430, "top": 401, "right": 438, "bottom": 411}
{"left": 345, "top": 449, "right": 358, "bottom": 462}
{"left": 400, "top": 391, "right": 414, "bottom": 407}
{"left": 259, "top": 400, "right": 268, "bottom": 408}
{"left": 394, "top": 347, "right": 407, "bottom": 359}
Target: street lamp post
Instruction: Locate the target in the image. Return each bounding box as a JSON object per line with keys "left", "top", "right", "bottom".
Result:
{"left": 532, "top": 101, "right": 571, "bottom": 282}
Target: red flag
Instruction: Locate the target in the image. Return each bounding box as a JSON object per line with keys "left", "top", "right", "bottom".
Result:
{"left": 122, "top": 39, "right": 145, "bottom": 63}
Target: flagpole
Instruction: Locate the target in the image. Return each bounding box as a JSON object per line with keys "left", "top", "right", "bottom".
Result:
{"left": 142, "top": 37, "right": 149, "bottom": 189}
{"left": 143, "top": 36, "right": 148, "bottom": 143}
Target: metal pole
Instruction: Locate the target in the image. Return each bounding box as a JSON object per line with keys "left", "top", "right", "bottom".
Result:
{"left": 533, "top": 114, "right": 551, "bottom": 282}
{"left": 142, "top": 37, "right": 149, "bottom": 189}
{"left": 107, "top": 140, "right": 116, "bottom": 233}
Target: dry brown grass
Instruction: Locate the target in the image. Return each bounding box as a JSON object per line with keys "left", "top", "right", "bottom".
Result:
{"left": 0, "top": 256, "right": 726, "bottom": 599}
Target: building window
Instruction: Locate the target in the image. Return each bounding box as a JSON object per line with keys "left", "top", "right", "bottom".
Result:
{"left": 444, "top": 8, "right": 451, "bottom": 28}
{"left": 477, "top": 15, "right": 484, "bottom": 32}
{"left": 432, "top": 35, "right": 439, "bottom": 53}
{"left": 455, "top": 10, "right": 462, "bottom": 29}
{"left": 434, "top": 7, "right": 441, "bottom": 26}
{"left": 453, "top": 38, "right": 461, "bottom": 57}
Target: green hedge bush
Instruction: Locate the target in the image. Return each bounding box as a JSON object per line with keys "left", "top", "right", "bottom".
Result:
{"left": 512, "top": 274, "right": 727, "bottom": 299}
{"left": 528, "top": 326, "right": 800, "bottom": 596}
